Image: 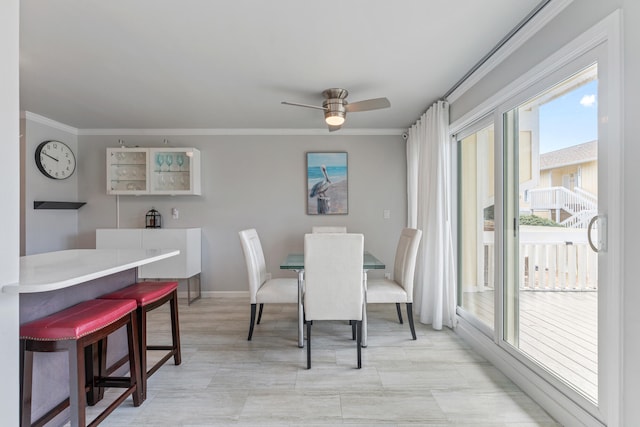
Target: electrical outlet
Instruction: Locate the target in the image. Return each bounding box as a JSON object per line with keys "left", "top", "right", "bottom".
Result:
{"left": 384, "top": 272, "right": 391, "bottom": 280}
{"left": 383, "top": 209, "right": 391, "bottom": 219}
{"left": 171, "top": 208, "right": 179, "bottom": 219}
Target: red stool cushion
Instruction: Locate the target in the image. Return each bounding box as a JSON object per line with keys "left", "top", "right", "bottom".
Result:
{"left": 100, "top": 281, "right": 178, "bottom": 307}
{"left": 20, "top": 299, "right": 137, "bottom": 341}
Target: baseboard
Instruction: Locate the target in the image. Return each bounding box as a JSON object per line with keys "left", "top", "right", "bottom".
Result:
{"left": 456, "top": 317, "right": 604, "bottom": 427}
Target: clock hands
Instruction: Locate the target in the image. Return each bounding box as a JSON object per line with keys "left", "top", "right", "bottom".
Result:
{"left": 43, "top": 152, "right": 59, "bottom": 162}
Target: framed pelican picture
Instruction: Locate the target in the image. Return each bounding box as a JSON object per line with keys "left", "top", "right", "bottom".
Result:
{"left": 307, "top": 152, "right": 348, "bottom": 215}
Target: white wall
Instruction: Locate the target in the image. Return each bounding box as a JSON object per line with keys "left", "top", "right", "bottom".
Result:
{"left": 0, "top": 0, "right": 21, "bottom": 424}
{"left": 22, "top": 116, "right": 79, "bottom": 255}
{"left": 77, "top": 134, "right": 407, "bottom": 294}
{"left": 451, "top": 0, "right": 640, "bottom": 425}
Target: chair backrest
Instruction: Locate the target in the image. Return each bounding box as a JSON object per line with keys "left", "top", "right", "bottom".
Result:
{"left": 311, "top": 226, "right": 347, "bottom": 233}
{"left": 393, "top": 228, "right": 423, "bottom": 302}
{"left": 238, "top": 229, "right": 268, "bottom": 304}
{"left": 303, "top": 233, "right": 364, "bottom": 321}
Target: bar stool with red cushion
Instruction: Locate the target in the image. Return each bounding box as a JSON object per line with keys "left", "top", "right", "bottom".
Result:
{"left": 100, "top": 281, "right": 181, "bottom": 400}
{"left": 20, "top": 298, "right": 142, "bottom": 427}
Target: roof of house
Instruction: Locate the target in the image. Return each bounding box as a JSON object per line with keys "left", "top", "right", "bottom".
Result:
{"left": 540, "top": 140, "right": 597, "bottom": 170}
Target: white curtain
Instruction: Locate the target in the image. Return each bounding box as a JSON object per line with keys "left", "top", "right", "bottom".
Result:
{"left": 407, "top": 100, "right": 457, "bottom": 330}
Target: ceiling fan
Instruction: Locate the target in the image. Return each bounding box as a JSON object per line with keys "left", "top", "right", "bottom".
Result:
{"left": 281, "top": 88, "right": 391, "bottom": 131}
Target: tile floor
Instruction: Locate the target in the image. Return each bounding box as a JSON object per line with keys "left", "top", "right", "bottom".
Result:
{"left": 84, "top": 297, "right": 561, "bottom": 426}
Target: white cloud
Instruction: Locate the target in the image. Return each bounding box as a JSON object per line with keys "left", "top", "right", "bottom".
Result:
{"left": 580, "top": 94, "right": 596, "bottom": 107}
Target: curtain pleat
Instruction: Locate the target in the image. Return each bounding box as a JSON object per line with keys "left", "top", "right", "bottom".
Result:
{"left": 407, "top": 100, "right": 457, "bottom": 330}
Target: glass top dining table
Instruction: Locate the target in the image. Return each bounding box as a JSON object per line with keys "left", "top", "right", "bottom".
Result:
{"left": 280, "top": 252, "right": 385, "bottom": 348}
{"left": 280, "top": 252, "right": 386, "bottom": 271}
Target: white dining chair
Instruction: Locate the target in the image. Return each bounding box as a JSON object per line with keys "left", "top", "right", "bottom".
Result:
{"left": 311, "top": 226, "right": 347, "bottom": 233}
{"left": 239, "top": 229, "right": 299, "bottom": 340}
{"left": 303, "top": 233, "right": 364, "bottom": 369}
{"left": 365, "top": 228, "right": 422, "bottom": 340}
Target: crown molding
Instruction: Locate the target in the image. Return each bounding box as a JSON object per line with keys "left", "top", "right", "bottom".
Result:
{"left": 447, "top": 0, "right": 574, "bottom": 104}
{"left": 21, "top": 111, "right": 79, "bottom": 135}
{"left": 77, "top": 128, "right": 406, "bottom": 137}
{"left": 19, "top": 111, "right": 404, "bottom": 137}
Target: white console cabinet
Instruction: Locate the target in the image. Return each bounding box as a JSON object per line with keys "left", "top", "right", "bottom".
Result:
{"left": 107, "top": 147, "right": 201, "bottom": 195}
{"left": 96, "top": 228, "right": 202, "bottom": 303}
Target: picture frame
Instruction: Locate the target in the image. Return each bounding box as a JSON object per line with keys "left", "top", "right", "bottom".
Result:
{"left": 306, "top": 152, "right": 348, "bottom": 215}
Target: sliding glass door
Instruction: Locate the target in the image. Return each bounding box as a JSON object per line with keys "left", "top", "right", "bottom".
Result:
{"left": 458, "top": 122, "right": 495, "bottom": 332}
{"left": 502, "top": 63, "right": 599, "bottom": 403}
{"left": 457, "top": 37, "right": 621, "bottom": 419}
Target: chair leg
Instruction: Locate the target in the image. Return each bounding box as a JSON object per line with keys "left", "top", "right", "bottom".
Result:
{"left": 356, "top": 320, "right": 362, "bottom": 369}
{"left": 351, "top": 320, "right": 356, "bottom": 340}
{"left": 248, "top": 303, "right": 257, "bottom": 340}
{"left": 306, "top": 321, "right": 312, "bottom": 369}
{"left": 406, "top": 303, "right": 417, "bottom": 340}
{"left": 396, "top": 303, "right": 404, "bottom": 324}
{"left": 256, "top": 303, "right": 264, "bottom": 324}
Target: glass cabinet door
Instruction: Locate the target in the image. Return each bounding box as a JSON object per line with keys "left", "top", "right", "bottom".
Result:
{"left": 106, "top": 148, "right": 149, "bottom": 194}
{"left": 149, "top": 148, "right": 200, "bottom": 195}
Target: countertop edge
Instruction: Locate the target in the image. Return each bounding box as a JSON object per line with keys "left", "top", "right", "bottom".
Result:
{"left": 2, "top": 249, "right": 180, "bottom": 294}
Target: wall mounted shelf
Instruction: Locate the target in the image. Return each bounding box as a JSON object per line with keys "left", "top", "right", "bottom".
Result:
{"left": 33, "top": 201, "right": 86, "bottom": 210}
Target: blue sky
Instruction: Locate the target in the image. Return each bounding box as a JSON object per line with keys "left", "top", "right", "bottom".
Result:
{"left": 539, "top": 79, "right": 598, "bottom": 154}
{"left": 307, "top": 152, "right": 347, "bottom": 168}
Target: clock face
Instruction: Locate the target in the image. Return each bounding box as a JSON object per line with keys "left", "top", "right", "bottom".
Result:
{"left": 35, "top": 140, "right": 76, "bottom": 180}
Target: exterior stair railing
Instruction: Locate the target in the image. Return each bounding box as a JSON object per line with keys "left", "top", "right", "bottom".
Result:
{"left": 528, "top": 186, "right": 597, "bottom": 228}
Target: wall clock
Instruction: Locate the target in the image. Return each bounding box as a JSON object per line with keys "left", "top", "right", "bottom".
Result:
{"left": 35, "top": 140, "right": 76, "bottom": 180}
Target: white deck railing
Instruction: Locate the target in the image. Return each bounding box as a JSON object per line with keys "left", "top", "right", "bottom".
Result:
{"left": 483, "top": 226, "right": 598, "bottom": 291}
{"left": 528, "top": 186, "right": 597, "bottom": 229}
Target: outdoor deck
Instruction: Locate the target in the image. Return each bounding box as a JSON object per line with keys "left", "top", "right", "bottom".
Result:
{"left": 462, "top": 290, "right": 597, "bottom": 402}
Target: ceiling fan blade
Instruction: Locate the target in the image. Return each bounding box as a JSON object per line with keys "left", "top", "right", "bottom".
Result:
{"left": 328, "top": 124, "right": 342, "bottom": 132}
{"left": 345, "top": 97, "right": 391, "bottom": 112}
{"left": 281, "top": 101, "right": 327, "bottom": 111}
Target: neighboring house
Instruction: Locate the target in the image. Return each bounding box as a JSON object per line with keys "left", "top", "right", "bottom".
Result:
{"left": 527, "top": 140, "right": 598, "bottom": 227}
{"left": 540, "top": 140, "right": 597, "bottom": 195}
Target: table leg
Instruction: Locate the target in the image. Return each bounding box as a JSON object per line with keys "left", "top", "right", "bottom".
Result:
{"left": 297, "top": 270, "right": 304, "bottom": 348}
{"left": 363, "top": 269, "right": 368, "bottom": 348}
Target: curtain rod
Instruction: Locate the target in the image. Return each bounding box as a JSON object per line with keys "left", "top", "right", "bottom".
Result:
{"left": 442, "top": 0, "right": 552, "bottom": 100}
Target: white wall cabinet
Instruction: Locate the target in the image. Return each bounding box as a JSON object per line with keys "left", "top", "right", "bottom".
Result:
{"left": 107, "top": 147, "right": 201, "bottom": 195}
{"left": 96, "top": 228, "right": 202, "bottom": 303}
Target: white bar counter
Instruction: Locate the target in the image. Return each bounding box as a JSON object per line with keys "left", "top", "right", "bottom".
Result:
{"left": 7, "top": 248, "right": 180, "bottom": 426}
{"left": 3, "top": 248, "right": 179, "bottom": 294}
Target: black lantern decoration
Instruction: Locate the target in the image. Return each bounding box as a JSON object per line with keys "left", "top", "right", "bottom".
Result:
{"left": 145, "top": 207, "right": 162, "bottom": 228}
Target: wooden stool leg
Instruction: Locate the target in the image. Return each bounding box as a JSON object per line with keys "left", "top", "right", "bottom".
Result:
{"left": 85, "top": 340, "right": 107, "bottom": 406}
{"left": 170, "top": 291, "right": 182, "bottom": 365}
{"left": 68, "top": 340, "right": 86, "bottom": 427}
{"left": 128, "top": 312, "right": 143, "bottom": 407}
{"left": 20, "top": 340, "right": 33, "bottom": 427}
{"left": 138, "top": 308, "right": 147, "bottom": 401}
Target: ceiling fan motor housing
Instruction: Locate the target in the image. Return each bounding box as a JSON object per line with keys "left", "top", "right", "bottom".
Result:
{"left": 322, "top": 89, "right": 348, "bottom": 125}
{"left": 323, "top": 98, "right": 347, "bottom": 124}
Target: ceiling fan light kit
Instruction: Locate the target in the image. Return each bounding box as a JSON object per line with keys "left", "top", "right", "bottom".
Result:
{"left": 324, "top": 103, "right": 346, "bottom": 126}
{"left": 282, "top": 87, "right": 390, "bottom": 131}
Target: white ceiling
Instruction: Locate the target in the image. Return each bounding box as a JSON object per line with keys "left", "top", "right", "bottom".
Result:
{"left": 19, "top": 0, "right": 542, "bottom": 132}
